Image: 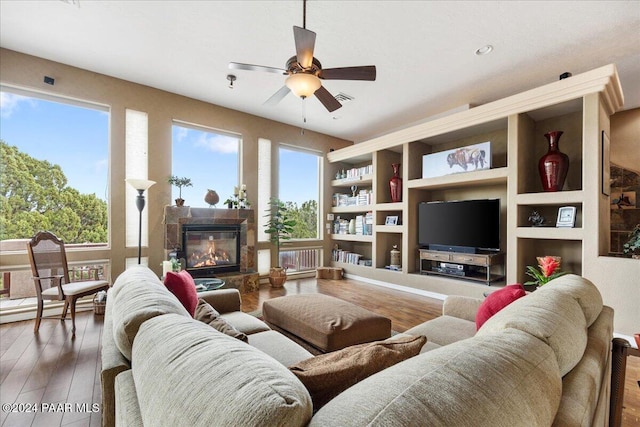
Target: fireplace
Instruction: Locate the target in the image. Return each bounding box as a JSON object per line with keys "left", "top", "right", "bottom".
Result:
{"left": 180, "top": 223, "right": 241, "bottom": 277}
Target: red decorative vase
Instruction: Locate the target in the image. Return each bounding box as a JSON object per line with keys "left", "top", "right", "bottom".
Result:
{"left": 389, "top": 163, "right": 402, "bottom": 202}
{"left": 538, "top": 131, "right": 569, "bottom": 192}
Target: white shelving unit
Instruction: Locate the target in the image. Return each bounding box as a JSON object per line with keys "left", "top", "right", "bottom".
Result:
{"left": 326, "top": 65, "right": 623, "bottom": 297}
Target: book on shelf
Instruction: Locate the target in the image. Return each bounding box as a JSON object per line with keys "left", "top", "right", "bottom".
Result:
{"left": 331, "top": 248, "right": 366, "bottom": 265}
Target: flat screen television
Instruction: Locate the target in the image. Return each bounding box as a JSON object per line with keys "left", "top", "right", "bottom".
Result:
{"left": 418, "top": 199, "right": 500, "bottom": 253}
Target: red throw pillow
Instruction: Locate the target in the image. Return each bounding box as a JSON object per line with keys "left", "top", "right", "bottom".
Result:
{"left": 164, "top": 270, "right": 198, "bottom": 317}
{"left": 475, "top": 284, "right": 526, "bottom": 330}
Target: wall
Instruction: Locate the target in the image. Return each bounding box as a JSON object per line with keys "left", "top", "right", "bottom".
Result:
{"left": 0, "top": 48, "right": 352, "bottom": 279}
{"left": 583, "top": 95, "right": 639, "bottom": 337}
{"left": 611, "top": 108, "right": 640, "bottom": 173}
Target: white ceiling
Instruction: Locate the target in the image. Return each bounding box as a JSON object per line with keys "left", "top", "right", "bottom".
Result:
{"left": 1, "top": 0, "right": 639, "bottom": 142}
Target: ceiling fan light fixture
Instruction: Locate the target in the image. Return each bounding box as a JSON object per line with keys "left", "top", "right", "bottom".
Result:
{"left": 286, "top": 73, "right": 321, "bottom": 98}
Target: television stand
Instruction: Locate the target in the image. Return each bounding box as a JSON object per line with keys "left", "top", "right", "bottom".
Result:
{"left": 419, "top": 249, "right": 505, "bottom": 285}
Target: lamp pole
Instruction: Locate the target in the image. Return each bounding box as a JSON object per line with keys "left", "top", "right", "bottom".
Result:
{"left": 135, "top": 189, "right": 145, "bottom": 264}
{"left": 125, "top": 179, "right": 156, "bottom": 265}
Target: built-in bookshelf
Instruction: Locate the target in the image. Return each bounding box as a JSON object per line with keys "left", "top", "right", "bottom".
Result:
{"left": 326, "top": 65, "right": 624, "bottom": 298}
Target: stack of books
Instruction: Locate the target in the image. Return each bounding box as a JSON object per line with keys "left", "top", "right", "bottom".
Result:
{"left": 331, "top": 248, "right": 369, "bottom": 266}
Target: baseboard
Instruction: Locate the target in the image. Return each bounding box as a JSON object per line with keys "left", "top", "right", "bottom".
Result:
{"left": 0, "top": 299, "right": 94, "bottom": 324}
{"left": 259, "top": 270, "right": 316, "bottom": 284}
{"left": 343, "top": 273, "right": 447, "bottom": 301}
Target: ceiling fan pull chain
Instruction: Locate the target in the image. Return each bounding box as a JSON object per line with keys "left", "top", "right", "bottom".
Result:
{"left": 301, "top": 98, "right": 307, "bottom": 135}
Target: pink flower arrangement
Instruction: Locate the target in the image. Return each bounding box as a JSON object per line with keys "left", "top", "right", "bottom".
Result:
{"left": 525, "top": 256, "right": 567, "bottom": 287}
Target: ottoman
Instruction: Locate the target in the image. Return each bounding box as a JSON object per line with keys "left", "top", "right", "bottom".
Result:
{"left": 262, "top": 294, "right": 392, "bottom": 353}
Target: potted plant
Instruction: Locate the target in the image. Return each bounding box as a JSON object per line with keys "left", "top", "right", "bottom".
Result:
{"left": 167, "top": 175, "right": 192, "bottom": 206}
{"left": 264, "top": 197, "right": 296, "bottom": 287}
{"left": 623, "top": 224, "right": 640, "bottom": 259}
{"left": 224, "top": 197, "right": 235, "bottom": 209}
{"left": 524, "top": 255, "right": 567, "bottom": 291}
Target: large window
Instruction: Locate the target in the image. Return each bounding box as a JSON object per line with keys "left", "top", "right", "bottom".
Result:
{"left": 171, "top": 122, "right": 240, "bottom": 207}
{"left": 0, "top": 88, "right": 109, "bottom": 245}
{"left": 277, "top": 146, "right": 322, "bottom": 273}
{"left": 279, "top": 146, "right": 321, "bottom": 240}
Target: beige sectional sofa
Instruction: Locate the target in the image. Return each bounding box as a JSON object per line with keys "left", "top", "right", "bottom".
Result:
{"left": 101, "top": 266, "right": 613, "bottom": 426}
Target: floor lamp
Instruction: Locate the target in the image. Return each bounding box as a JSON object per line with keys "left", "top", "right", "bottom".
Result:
{"left": 126, "top": 179, "right": 156, "bottom": 264}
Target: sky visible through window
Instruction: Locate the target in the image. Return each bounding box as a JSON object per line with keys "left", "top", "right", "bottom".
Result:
{"left": 171, "top": 124, "right": 239, "bottom": 207}
{"left": 279, "top": 147, "right": 319, "bottom": 207}
{"left": 0, "top": 91, "right": 320, "bottom": 212}
{"left": 0, "top": 91, "right": 109, "bottom": 201}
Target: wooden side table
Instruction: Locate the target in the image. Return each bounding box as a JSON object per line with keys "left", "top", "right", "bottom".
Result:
{"left": 610, "top": 338, "right": 640, "bottom": 426}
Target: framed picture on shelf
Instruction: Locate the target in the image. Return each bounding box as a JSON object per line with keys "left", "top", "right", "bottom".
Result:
{"left": 422, "top": 141, "right": 491, "bottom": 179}
{"left": 556, "top": 206, "right": 576, "bottom": 228}
{"left": 385, "top": 216, "right": 399, "bottom": 226}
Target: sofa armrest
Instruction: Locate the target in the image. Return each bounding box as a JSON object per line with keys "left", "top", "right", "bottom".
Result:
{"left": 101, "top": 295, "right": 131, "bottom": 427}
{"left": 442, "top": 296, "right": 483, "bottom": 322}
{"left": 198, "top": 288, "right": 242, "bottom": 313}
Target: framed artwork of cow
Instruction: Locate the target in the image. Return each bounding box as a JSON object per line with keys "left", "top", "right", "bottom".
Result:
{"left": 422, "top": 141, "right": 491, "bottom": 179}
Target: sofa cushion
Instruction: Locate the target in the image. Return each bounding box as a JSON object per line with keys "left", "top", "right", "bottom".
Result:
{"left": 194, "top": 298, "right": 247, "bottom": 342}
{"left": 535, "top": 274, "right": 603, "bottom": 327}
{"left": 111, "top": 272, "right": 189, "bottom": 361}
{"left": 219, "top": 311, "right": 272, "bottom": 335}
{"left": 404, "top": 315, "right": 476, "bottom": 347}
{"left": 248, "top": 330, "right": 314, "bottom": 367}
{"left": 476, "top": 288, "right": 588, "bottom": 376}
{"left": 114, "top": 370, "right": 143, "bottom": 427}
{"left": 164, "top": 270, "right": 198, "bottom": 317}
{"left": 475, "top": 284, "right": 526, "bottom": 329}
{"left": 552, "top": 306, "right": 613, "bottom": 427}
{"left": 290, "top": 335, "right": 426, "bottom": 410}
{"left": 132, "top": 314, "right": 312, "bottom": 426}
{"left": 110, "top": 264, "right": 164, "bottom": 302}
{"left": 310, "top": 328, "right": 562, "bottom": 427}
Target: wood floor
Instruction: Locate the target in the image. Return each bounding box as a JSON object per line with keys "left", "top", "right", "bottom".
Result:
{"left": 0, "top": 276, "right": 638, "bottom": 426}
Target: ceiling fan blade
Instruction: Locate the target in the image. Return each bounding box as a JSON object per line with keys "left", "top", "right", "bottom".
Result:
{"left": 264, "top": 85, "right": 291, "bottom": 106}
{"left": 319, "top": 66, "right": 377, "bottom": 81}
{"left": 314, "top": 85, "right": 342, "bottom": 112}
{"left": 229, "top": 62, "right": 285, "bottom": 74}
{"left": 293, "top": 26, "right": 316, "bottom": 69}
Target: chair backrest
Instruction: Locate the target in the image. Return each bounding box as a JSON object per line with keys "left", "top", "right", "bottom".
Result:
{"left": 27, "top": 231, "right": 71, "bottom": 292}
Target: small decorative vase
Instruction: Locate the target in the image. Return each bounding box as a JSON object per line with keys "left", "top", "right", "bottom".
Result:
{"left": 268, "top": 267, "right": 287, "bottom": 288}
{"left": 538, "top": 131, "right": 569, "bottom": 192}
{"left": 348, "top": 218, "right": 356, "bottom": 234}
{"left": 204, "top": 190, "right": 219, "bottom": 207}
{"left": 389, "top": 163, "right": 403, "bottom": 202}
{"left": 390, "top": 245, "right": 401, "bottom": 268}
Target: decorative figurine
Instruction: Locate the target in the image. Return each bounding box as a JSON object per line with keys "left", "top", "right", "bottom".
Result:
{"left": 528, "top": 210, "right": 545, "bottom": 227}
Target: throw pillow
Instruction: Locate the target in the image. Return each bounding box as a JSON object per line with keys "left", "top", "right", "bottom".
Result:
{"left": 288, "top": 334, "right": 426, "bottom": 410}
{"left": 475, "top": 283, "right": 527, "bottom": 330}
{"left": 194, "top": 298, "right": 248, "bottom": 342}
{"left": 164, "top": 270, "right": 198, "bottom": 317}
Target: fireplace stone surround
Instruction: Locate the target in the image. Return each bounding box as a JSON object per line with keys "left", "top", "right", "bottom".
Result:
{"left": 164, "top": 206, "right": 258, "bottom": 293}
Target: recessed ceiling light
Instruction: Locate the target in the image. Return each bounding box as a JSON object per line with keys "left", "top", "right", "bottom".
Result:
{"left": 475, "top": 45, "right": 493, "bottom": 56}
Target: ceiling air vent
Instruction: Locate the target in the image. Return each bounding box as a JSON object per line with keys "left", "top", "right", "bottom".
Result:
{"left": 334, "top": 92, "right": 355, "bottom": 103}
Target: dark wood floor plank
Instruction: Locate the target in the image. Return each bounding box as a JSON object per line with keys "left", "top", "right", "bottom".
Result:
{"left": 0, "top": 276, "right": 638, "bottom": 427}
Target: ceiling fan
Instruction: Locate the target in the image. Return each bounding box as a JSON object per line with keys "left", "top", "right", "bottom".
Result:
{"left": 228, "top": 0, "right": 376, "bottom": 112}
